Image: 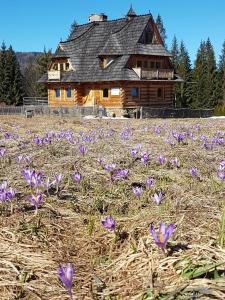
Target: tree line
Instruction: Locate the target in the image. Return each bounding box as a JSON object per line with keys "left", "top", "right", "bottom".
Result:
{"left": 156, "top": 15, "right": 225, "bottom": 109}
{"left": 0, "top": 42, "right": 52, "bottom": 105}
{"left": 0, "top": 15, "right": 224, "bottom": 109}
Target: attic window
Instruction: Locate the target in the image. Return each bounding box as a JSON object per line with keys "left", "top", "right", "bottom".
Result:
{"left": 65, "top": 63, "right": 70, "bottom": 70}
{"left": 104, "top": 57, "right": 114, "bottom": 68}
{"left": 53, "top": 64, "right": 58, "bottom": 70}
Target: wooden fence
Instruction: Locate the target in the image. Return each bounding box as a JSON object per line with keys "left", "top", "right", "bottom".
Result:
{"left": 0, "top": 105, "right": 213, "bottom": 119}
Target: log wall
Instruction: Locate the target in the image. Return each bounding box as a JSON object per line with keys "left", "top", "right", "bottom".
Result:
{"left": 48, "top": 81, "right": 175, "bottom": 108}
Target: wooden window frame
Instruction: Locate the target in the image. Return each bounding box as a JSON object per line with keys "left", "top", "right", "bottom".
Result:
{"left": 137, "top": 60, "right": 142, "bottom": 68}
{"left": 131, "top": 87, "right": 140, "bottom": 99}
{"left": 157, "top": 87, "right": 164, "bottom": 99}
{"left": 55, "top": 88, "right": 61, "bottom": 99}
{"left": 102, "top": 88, "right": 109, "bottom": 99}
{"left": 66, "top": 87, "right": 72, "bottom": 98}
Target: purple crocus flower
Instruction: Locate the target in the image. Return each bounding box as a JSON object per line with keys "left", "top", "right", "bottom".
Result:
{"left": 146, "top": 177, "right": 155, "bottom": 188}
{"left": 189, "top": 167, "right": 199, "bottom": 179}
{"left": 150, "top": 222, "right": 174, "bottom": 253}
{"left": 132, "top": 186, "right": 143, "bottom": 198}
{"left": 104, "top": 163, "right": 117, "bottom": 172}
{"left": 101, "top": 216, "right": 116, "bottom": 231}
{"left": 141, "top": 152, "right": 150, "bottom": 165}
{"left": 54, "top": 173, "right": 64, "bottom": 185}
{"left": 171, "top": 157, "right": 180, "bottom": 168}
{"left": 130, "top": 149, "right": 138, "bottom": 158}
{"left": 112, "top": 169, "right": 129, "bottom": 181}
{"left": 157, "top": 155, "right": 166, "bottom": 165}
{"left": 0, "top": 148, "right": 6, "bottom": 158}
{"left": 217, "top": 171, "right": 225, "bottom": 181}
{"left": 72, "top": 172, "right": 81, "bottom": 184}
{"left": 58, "top": 263, "right": 74, "bottom": 299}
{"left": 219, "top": 160, "right": 225, "bottom": 171}
{"left": 29, "top": 193, "right": 43, "bottom": 214}
{"left": 152, "top": 192, "right": 164, "bottom": 205}
{"left": 79, "top": 145, "right": 87, "bottom": 156}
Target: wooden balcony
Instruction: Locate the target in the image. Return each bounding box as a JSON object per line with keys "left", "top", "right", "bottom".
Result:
{"left": 133, "top": 68, "right": 174, "bottom": 80}
{"left": 48, "top": 70, "right": 61, "bottom": 80}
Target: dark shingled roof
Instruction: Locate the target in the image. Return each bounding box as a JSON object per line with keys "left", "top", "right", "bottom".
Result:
{"left": 39, "top": 14, "right": 174, "bottom": 83}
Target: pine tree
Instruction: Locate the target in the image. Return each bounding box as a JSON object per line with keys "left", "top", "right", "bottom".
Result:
{"left": 36, "top": 48, "right": 52, "bottom": 97}
{"left": 193, "top": 41, "right": 208, "bottom": 108}
{"left": 156, "top": 14, "right": 167, "bottom": 46}
{"left": 217, "top": 41, "right": 225, "bottom": 105}
{"left": 0, "top": 43, "right": 24, "bottom": 105}
{"left": 0, "top": 42, "right": 8, "bottom": 103}
{"left": 205, "top": 38, "right": 217, "bottom": 108}
{"left": 68, "top": 20, "right": 78, "bottom": 40}
{"left": 176, "top": 41, "right": 193, "bottom": 108}
{"left": 170, "top": 36, "right": 179, "bottom": 71}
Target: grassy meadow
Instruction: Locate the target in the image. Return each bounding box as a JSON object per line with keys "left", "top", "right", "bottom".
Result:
{"left": 0, "top": 116, "right": 224, "bottom": 300}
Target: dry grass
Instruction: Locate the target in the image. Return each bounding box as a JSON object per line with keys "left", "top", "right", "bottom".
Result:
{"left": 0, "top": 115, "right": 224, "bottom": 300}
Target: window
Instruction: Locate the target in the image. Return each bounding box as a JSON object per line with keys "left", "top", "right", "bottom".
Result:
{"left": 137, "top": 61, "right": 142, "bottom": 68}
{"left": 111, "top": 88, "right": 120, "bottom": 96}
{"left": 157, "top": 88, "right": 164, "bottom": 98}
{"left": 143, "top": 61, "right": 148, "bottom": 69}
{"left": 60, "top": 63, "right": 64, "bottom": 71}
{"left": 131, "top": 87, "right": 139, "bottom": 98}
{"left": 104, "top": 57, "right": 114, "bottom": 68}
{"left": 55, "top": 88, "right": 61, "bottom": 98}
{"left": 150, "top": 61, "right": 155, "bottom": 69}
{"left": 65, "top": 63, "right": 70, "bottom": 70}
{"left": 53, "top": 63, "right": 58, "bottom": 70}
{"left": 156, "top": 61, "right": 161, "bottom": 69}
{"left": 66, "top": 87, "right": 72, "bottom": 98}
{"left": 103, "top": 88, "right": 109, "bottom": 98}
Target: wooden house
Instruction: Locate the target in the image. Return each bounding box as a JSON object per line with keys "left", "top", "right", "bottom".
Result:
{"left": 39, "top": 7, "right": 182, "bottom": 113}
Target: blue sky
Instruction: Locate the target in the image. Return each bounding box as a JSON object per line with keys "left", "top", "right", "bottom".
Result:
{"left": 0, "top": 0, "right": 224, "bottom": 64}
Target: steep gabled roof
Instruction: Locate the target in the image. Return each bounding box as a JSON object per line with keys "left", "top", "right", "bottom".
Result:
{"left": 40, "top": 13, "right": 173, "bottom": 83}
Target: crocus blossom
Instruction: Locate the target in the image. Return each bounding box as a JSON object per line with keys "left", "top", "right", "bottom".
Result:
{"left": 28, "top": 193, "right": 43, "bottom": 214}
{"left": 150, "top": 222, "right": 174, "bottom": 252}
{"left": 157, "top": 155, "right": 166, "bottom": 165}
{"left": 101, "top": 216, "right": 116, "bottom": 231}
{"left": 146, "top": 177, "right": 155, "bottom": 188}
{"left": 132, "top": 186, "right": 143, "bottom": 198}
{"left": 58, "top": 263, "right": 74, "bottom": 299}
{"left": 72, "top": 172, "right": 81, "bottom": 184}
{"left": 152, "top": 192, "right": 164, "bottom": 205}
{"left": 189, "top": 167, "right": 199, "bottom": 179}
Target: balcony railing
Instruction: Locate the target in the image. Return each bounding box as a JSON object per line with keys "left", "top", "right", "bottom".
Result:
{"left": 48, "top": 70, "right": 61, "bottom": 80}
{"left": 133, "top": 68, "right": 174, "bottom": 80}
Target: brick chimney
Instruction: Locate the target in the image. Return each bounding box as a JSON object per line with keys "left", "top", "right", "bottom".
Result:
{"left": 89, "top": 13, "right": 108, "bottom": 23}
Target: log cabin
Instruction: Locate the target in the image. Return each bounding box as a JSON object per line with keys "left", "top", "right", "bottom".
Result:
{"left": 39, "top": 7, "right": 182, "bottom": 114}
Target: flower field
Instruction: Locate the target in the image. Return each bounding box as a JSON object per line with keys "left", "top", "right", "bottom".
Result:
{"left": 0, "top": 116, "right": 225, "bottom": 300}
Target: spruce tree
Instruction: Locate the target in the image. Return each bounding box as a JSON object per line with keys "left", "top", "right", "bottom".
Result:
{"left": 170, "top": 36, "right": 179, "bottom": 71}
{"left": 176, "top": 41, "right": 193, "bottom": 108}
{"left": 0, "top": 43, "right": 24, "bottom": 105}
{"left": 0, "top": 42, "right": 7, "bottom": 103}
{"left": 36, "top": 48, "right": 52, "bottom": 97}
{"left": 205, "top": 38, "right": 217, "bottom": 108}
{"left": 217, "top": 41, "right": 225, "bottom": 105}
{"left": 193, "top": 41, "right": 208, "bottom": 108}
{"left": 156, "top": 14, "right": 167, "bottom": 46}
{"left": 68, "top": 20, "right": 78, "bottom": 40}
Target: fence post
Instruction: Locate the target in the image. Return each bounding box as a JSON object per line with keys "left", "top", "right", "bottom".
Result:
{"left": 140, "top": 106, "right": 143, "bottom": 119}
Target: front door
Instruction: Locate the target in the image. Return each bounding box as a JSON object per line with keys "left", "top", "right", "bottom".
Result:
{"left": 83, "top": 89, "right": 95, "bottom": 106}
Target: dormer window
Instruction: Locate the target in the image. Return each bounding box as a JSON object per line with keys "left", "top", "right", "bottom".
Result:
{"left": 51, "top": 60, "right": 71, "bottom": 71}
{"left": 103, "top": 57, "right": 114, "bottom": 68}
